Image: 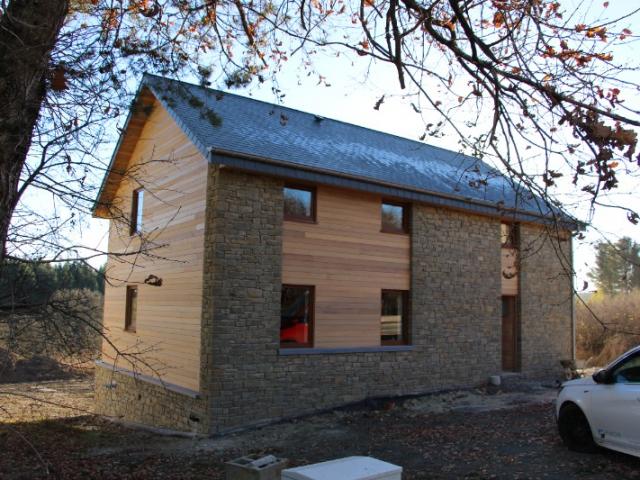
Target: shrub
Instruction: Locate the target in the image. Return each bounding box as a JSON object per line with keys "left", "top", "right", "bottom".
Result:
{"left": 0, "top": 288, "right": 103, "bottom": 362}
{"left": 576, "top": 290, "right": 640, "bottom": 366}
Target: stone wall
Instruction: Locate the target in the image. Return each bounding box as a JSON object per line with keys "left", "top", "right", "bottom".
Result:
{"left": 94, "top": 362, "right": 208, "bottom": 434}
{"left": 411, "top": 206, "right": 503, "bottom": 387}
{"left": 519, "top": 224, "right": 573, "bottom": 376}
{"left": 202, "top": 169, "right": 506, "bottom": 433}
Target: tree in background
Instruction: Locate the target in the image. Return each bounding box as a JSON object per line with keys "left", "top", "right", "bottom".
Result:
{"left": 588, "top": 237, "right": 640, "bottom": 294}
{"left": 0, "top": 261, "right": 105, "bottom": 359}
{"left": 577, "top": 289, "right": 640, "bottom": 365}
{"left": 0, "top": 260, "right": 104, "bottom": 314}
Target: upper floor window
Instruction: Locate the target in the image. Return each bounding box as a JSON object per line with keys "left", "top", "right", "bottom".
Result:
{"left": 501, "top": 222, "right": 518, "bottom": 248}
{"left": 284, "top": 185, "right": 315, "bottom": 222}
{"left": 130, "top": 188, "right": 144, "bottom": 235}
{"left": 280, "top": 284, "right": 314, "bottom": 348}
{"left": 125, "top": 285, "right": 138, "bottom": 333}
{"left": 381, "top": 201, "right": 409, "bottom": 234}
{"left": 381, "top": 290, "right": 409, "bottom": 345}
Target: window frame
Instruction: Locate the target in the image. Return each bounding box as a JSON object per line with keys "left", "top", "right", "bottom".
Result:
{"left": 501, "top": 222, "right": 519, "bottom": 249}
{"left": 380, "top": 289, "right": 410, "bottom": 346}
{"left": 125, "top": 285, "right": 138, "bottom": 333}
{"left": 130, "top": 188, "right": 144, "bottom": 235}
{"left": 381, "top": 200, "right": 410, "bottom": 234}
{"left": 283, "top": 184, "right": 317, "bottom": 223}
{"left": 280, "top": 284, "right": 315, "bottom": 348}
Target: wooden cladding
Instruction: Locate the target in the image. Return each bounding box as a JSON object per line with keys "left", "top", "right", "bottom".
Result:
{"left": 501, "top": 222, "right": 518, "bottom": 248}
{"left": 501, "top": 248, "right": 518, "bottom": 296}
{"left": 101, "top": 99, "right": 207, "bottom": 392}
{"left": 501, "top": 222, "right": 519, "bottom": 296}
{"left": 282, "top": 185, "right": 410, "bottom": 348}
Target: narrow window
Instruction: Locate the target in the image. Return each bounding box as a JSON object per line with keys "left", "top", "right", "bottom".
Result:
{"left": 130, "top": 188, "right": 144, "bottom": 235}
{"left": 125, "top": 286, "right": 138, "bottom": 332}
{"left": 501, "top": 222, "right": 518, "bottom": 248}
{"left": 381, "top": 290, "right": 409, "bottom": 345}
{"left": 284, "top": 185, "right": 315, "bottom": 222}
{"left": 381, "top": 201, "right": 409, "bottom": 233}
{"left": 280, "top": 285, "right": 314, "bottom": 347}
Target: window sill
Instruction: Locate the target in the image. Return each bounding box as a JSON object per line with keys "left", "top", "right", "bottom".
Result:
{"left": 284, "top": 217, "right": 317, "bottom": 224}
{"left": 279, "top": 345, "right": 414, "bottom": 356}
{"left": 380, "top": 228, "right": 409, "bottom": 235}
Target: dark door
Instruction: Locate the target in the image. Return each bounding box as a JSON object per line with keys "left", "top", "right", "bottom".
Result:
{"left": 502, "top": 296, "right": 518, "bottom": 371}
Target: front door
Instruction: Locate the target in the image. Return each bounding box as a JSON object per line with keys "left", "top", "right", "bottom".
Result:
{"left": 502, "top": 296, "right": 518, "bottom": 371}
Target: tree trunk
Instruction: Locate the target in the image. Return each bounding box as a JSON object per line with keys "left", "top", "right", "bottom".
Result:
{"left": 0, "top": 0, "right": 69, "bottom": 264}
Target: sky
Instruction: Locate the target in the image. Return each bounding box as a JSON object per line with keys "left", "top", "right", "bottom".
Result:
{"left": 81, "top": 0, "right": 640, "bottom": 290}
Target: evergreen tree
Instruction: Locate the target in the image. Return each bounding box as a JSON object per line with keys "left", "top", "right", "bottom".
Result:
{"left": 0, "top": 260, "right": 104, "bottom": 313}
{"left": 589, "top": 237, "right": 640, "bottom": 294}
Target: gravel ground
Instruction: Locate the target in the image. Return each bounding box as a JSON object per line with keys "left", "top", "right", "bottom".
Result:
{"left": 0, "top": 376, "right": 638, "bottom": 479}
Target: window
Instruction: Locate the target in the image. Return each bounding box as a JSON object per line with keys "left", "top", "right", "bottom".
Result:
{"left": 125, "top": 286, "right": 138, "bottom": 332}
{"left": 284, "top": 185, "right": 315, "bottom": 222}
{"left": 280, "top": 285, "right": 314, "bottom": 347}
{"left": 381, "top": 201, "right": 409, "bottom": 233}
{"left": 130, "top": 188, "right": 144, "bottom": 235}
{"left": 612, "top": 353, "right": 640, "bottom": 384}
{"left": 381, "top": 290, "right": 409, "bottom": 345}
{"left": 501, "top": 222, "right": 518, "bottom": 248}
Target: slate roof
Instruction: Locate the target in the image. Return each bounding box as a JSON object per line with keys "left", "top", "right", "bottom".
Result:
{"left": 96, "top": 73, "right": 578, "bottom": 227}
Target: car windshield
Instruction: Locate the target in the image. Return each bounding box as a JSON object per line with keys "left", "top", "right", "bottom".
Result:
{"left": 606, "top": 345, "right": 640, "bottom": 369}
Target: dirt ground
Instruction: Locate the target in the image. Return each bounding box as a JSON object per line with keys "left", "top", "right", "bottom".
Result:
{"left": 0, "top": 375, "right": 639, "bottom": 480}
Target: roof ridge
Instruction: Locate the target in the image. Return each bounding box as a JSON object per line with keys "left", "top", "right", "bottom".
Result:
{"left": 131, "top": 73, "right": 581, "bottom": 229}
{"left": 142, "top": 73, "right": 478, "bottom": 163}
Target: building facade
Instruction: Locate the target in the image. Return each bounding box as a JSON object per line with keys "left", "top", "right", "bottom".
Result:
{"left": 93, "top": 75, "right": 575, "bottom": 434}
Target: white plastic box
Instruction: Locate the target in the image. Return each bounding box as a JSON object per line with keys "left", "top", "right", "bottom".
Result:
{"left": 281, "top": 456, "right": 402, "bottom": 480}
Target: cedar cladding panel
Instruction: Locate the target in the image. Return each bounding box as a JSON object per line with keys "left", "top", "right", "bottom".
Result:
{"left": 101, "top": 99, "right": 207, "bottom": 391}
{"left": 282, "top": 185, "right": 410, "bottom": 348}
{"left": 501, "top": 248, "right": 518, "bottom": 295}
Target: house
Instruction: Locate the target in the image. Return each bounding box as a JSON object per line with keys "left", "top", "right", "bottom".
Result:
{"left": 93, "top": 74, "right": 577, "bottom": 434}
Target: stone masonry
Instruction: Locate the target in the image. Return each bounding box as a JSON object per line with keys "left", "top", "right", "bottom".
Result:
{"left": 199, "top": 168, "right": 566, "bottom": 434}
{"left": 94, "top": 362, "right": 208, "bottom": 433}
{"left": 519, "top": 224, "right": 573, "bottom": 375}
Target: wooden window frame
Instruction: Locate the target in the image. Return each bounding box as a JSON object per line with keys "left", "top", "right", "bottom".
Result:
{"left": 501, "top": 222, "right": 519, "bottom": 249}
{"left": 125, "top": 285, "right": 138, "bottom": 333}
{"left": 381, "top": 200, "right": 410, "bottom": 234}
{"left": 381, "top": 289, "right": 410, "bottom": 346}
{"left": 280, "top": 284, "right": 315, "bottom": 348}
{"left": 130, "top": 188, "right": 144, "bottom": 235}
{"left": 283, "top": 185, "right": 316, "bottom": 223}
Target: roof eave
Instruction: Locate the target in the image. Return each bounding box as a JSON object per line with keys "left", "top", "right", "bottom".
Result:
{"left": 92, "top": 73, "right": 212, "bottom": 218}
{"left": 209, "top": 147, "right": 583, "bottom": 231}
{"left": 92, "top": 83, "right": 149, "bottom": 218}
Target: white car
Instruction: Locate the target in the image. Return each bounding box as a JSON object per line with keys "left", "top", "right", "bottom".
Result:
{"left": 556, "top": 345, "right": 640, "bottom": 458}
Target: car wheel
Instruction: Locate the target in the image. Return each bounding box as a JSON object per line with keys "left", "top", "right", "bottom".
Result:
{"left": 558, "top": 403, "right": 598, "bottom": 453}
